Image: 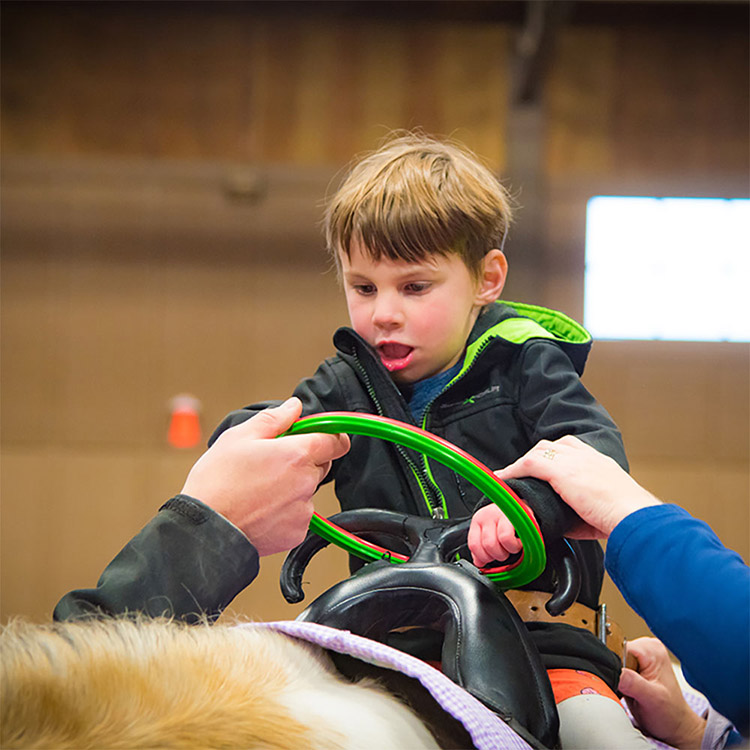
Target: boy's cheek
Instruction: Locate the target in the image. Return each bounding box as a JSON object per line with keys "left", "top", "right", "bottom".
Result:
{"left": 344, "top": 301, "right": 366, "bottom": 331}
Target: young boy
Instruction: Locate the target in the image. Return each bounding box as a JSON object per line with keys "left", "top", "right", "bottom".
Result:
{"left": 213, "top": 134, "right": 644, "bottom": 747}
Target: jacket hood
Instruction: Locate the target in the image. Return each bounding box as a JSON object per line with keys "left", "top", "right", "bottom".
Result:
{"left": 472, "top": 301, "right": 591, "bottom": 346}
{"left": 467, "top": 301, "right": 593, "bottom": 375}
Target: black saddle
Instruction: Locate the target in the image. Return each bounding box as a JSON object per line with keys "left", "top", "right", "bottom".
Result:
{"left": 281, "top": 509, "right": 582, "bottom": 749}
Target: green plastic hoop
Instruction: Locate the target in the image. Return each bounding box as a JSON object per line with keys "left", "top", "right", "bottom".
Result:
{"left": 286, "top": 412, "right": 546, "bottom": 588}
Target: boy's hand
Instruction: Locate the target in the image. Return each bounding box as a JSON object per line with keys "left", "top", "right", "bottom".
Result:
{"left": 468, "top": 503, "right": 523, "bottom": 568}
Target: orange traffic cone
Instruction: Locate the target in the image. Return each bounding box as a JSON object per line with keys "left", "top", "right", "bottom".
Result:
{"left": 167, "top": 394, "right": 202, "bottom": 449}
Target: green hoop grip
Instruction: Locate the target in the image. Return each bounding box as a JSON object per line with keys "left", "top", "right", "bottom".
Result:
{"left": 285, "top": 412, "right": 546, "bottom": 589}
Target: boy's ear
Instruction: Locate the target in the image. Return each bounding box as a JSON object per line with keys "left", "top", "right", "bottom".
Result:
{"left": 474, "top": 249, "right": 508, "bottom": 305}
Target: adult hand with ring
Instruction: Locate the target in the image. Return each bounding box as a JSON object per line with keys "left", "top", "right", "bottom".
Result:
{"left": 494, "top": 436, "right": 660, "bottom": 540}
{"left": 497, "top": 436, "right": 750, "bottom": 741}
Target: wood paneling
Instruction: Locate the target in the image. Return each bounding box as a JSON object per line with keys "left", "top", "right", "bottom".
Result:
{"left": 612, "top": 27, "right": 749, "bottom": 176}
{"left": 1, "top": 250, "right": 346, "bottom": 451}
{"left": 1, "top": 1, "right": 747, "bottom": 648}
{"left": 546, "top": 29, "right": 618, "bottom": 177}
{"left": 1, "top": 3, "right": 512, "bottom": 168}
{"left": 0, "top": 156, "right": 336, "bottom": 264}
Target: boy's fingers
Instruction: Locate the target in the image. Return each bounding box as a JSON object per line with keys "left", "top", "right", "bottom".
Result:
{"left": 497, "top": 529, "right": 522, "bottom": 554}
{"left": 482, "top": 531, "right": 513, "bottom": 563}
{"left": 470, "top": 549, "right": 487, "bottom": 567}
{"left": 468, "top": 523, "right": 491, "bottom": 567}
{"left": 474, "top": 550, "right": 494, "bottom": 567}
{"left": 466, "top": 521, "right": 480, "bottom": 564}
{"left": 496, "top": 518, "right": 522, "bottom": 553}
{"left": 480, "top": 519, "right": 500, "bottom": 555}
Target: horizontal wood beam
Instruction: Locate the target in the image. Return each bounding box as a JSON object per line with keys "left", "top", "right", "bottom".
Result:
{"left": 2, "top": 156, "right": 338, "bottom": 265}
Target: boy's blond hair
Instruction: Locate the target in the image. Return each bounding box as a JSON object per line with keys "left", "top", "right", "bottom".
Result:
{"left": 325, "top": 132, "right": 513, "bottom": 277}
{"left": 0, "top": 617, "right": 438, "bottom": 750}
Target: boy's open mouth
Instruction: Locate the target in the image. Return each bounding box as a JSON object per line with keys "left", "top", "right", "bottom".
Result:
{"left": 377, "top": 342, "right": 414, "bottom": 372}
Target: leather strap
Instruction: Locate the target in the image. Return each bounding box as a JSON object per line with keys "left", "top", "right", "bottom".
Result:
{"left": 506, "top": 590, "right": 638, "bottom": 671}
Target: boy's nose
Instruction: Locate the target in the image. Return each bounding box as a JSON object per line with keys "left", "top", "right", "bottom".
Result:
{"left": 372, "top": 294, "right": 404, "bottom": 329}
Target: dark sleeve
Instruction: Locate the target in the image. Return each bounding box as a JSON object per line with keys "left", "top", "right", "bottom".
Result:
{"left": 53, "top": 495, "right": 260, "bottom": 624}
{"left": 208, "top": 360, "right": 343, "bottom": 447}
{"left": 606, "top": 504, "right": 750, "bottom": 737}
{"left": 509, "top": 341, "right": 628, "bottom": 542}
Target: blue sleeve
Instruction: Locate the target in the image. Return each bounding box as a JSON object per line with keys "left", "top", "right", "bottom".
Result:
{"left": 605, "top": 504, "right": 749, "bottom": 737}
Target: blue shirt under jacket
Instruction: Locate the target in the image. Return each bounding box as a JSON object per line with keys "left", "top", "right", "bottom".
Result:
{"left": 605, "top": 504, "right": 749, "bottom": 738}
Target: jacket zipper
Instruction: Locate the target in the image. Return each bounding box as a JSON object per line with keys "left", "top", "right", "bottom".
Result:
{"left": 419, "top": 338, "right": 495, "bottom": 518}
{"left": 353, "top": 358, "right": 442, "bottom": 517}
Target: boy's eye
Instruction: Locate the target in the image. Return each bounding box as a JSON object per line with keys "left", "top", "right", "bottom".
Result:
{"left": 353, "top": 283, "right": 376, "bottom": 296}
{"left": 404, "top": 282, "right": 431, "bottom": 294}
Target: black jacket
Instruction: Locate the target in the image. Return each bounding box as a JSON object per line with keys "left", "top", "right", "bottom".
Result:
{"left": 56, "top": 300, "right": 626, "bottom": 687}
{"left": 212, "top": 301, "right": 628, "bottom": 608}
{"left": 53, "top": 496, "right": 260, "bottom": 623}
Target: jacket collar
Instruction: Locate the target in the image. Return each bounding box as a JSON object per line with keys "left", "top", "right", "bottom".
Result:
{"left": 332, "top": 327, "right": 413, "bottom": 419}
{"left": 333, "top": 300, "right": 594, "bottom": 380}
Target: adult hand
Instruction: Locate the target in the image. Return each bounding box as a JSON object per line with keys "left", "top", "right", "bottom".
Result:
{"left": 619, "top": 637, "right": 707, "bottom": 749}
{"left": 494, "top": 435, "right": 660, "bottom": 539}
{"left": 181, "top": 398, "right": 350, "bottom": 556}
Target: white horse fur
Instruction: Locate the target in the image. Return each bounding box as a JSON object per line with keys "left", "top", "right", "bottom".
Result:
{"left": 0, "top": 617, "right": 441, "bottom": 750}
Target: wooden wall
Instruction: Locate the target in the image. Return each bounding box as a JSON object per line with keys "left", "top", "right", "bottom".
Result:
{"left": 2, "top": 1, "right": 748, "bottom": 641}
{"left": 0, "top": 1, "right": 511, "bottom": 165}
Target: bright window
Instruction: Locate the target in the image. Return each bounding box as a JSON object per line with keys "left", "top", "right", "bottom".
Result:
{"left": 584, "top": 196, "right": 750, "bottom": 342}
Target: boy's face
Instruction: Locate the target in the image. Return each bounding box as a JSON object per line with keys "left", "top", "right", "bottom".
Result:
{"left": 340, "top": 239, "right": 504, "bottom": 384}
